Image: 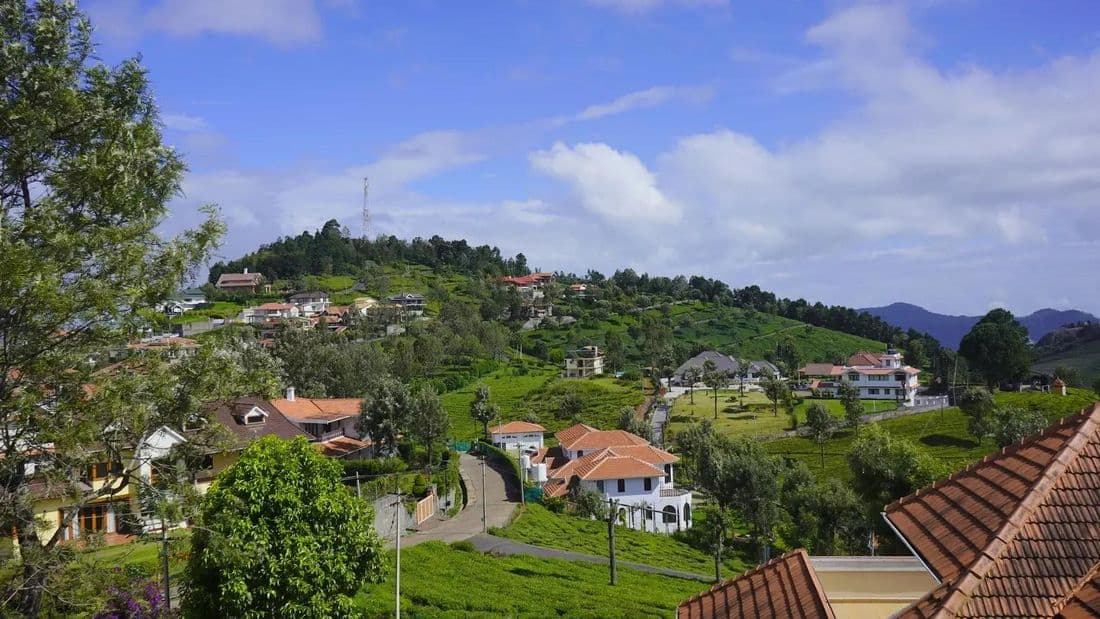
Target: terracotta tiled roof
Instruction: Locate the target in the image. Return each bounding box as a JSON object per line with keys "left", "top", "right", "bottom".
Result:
{"left": 575, "top": 452, "right": 663, "bottom": 481}
{"left": 677, "top": 549, "right": 835, "bottom": 619}
{"left": 890, "top": 403, "right": 1100, "bottom": 619}
{"left": 555, "top": 425, "right": 649, "bottom": 450}
{"left": 800, "top": 363, "right": 841, "bottom": 376}
{"left": 216, "top": 272, "right": 262, "bottom": 285}
{"left": 1058, "top": 574, "right": 1100, "bottom": 618}
{"left": 848, "top": 352, "right": 883, "bottom": 366}
{"left": 488, "top": 420, "right": 547, "bottom": 434}
{"left": 604, "top": 444, "right": 679, "bottom": 465}
{"left": 269, "top": 397, "right": 362, "bottom": 422}
{"left": 316, "top": 436, "right": 372, "bottom": 458}
{"left": 256, "top": 302, "right": 294, "bottom": 311}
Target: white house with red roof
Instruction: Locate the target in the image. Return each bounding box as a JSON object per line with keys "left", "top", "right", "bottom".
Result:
{"left": 489, "top": 420, "right": 546, "bottom": 453}
{"left": 531, "top": 423, "right": 692, "bottom": 534}
{"left": 246, "top": 302, "right": 300, "bottom": 324}
{"left": 800, "top": 350, "right": 921, "bottom": 406}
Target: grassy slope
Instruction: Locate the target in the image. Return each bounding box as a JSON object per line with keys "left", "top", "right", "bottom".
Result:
{"left": 441, "top": 362, "right": 646, "bottom": 441}
{"left": 762, "top": 388, "right": 1099, "bottom": 482}
{"left": 524, "top": 301, "right": 885, "bottom": 366}
{"left": 355, "top": 541, "right": 708, "bottom": 618}
{"left": 497, "top": 504, "right": 748, "bottom": 576}
{"left": 1033, "top": 338, "right": 1100, "bottom": 386}
{"left": 667, "top": 390, "right": 897, "bottom": 440}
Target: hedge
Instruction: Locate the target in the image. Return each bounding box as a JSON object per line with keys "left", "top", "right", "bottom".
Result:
{"left": 475, "top": 439, "right": 523, "bottom": 489}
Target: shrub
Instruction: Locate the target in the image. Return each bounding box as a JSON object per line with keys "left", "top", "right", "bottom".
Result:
{"left": 450, "top": 540, "right": 477, "bottom": 553}
{"left": 542, "top": 496, "right": 567, "bottom": 513}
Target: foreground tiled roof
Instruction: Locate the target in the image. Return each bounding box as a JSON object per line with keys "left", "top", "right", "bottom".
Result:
{"left": 1058, "top": 574, "right": 1100, "bottom": 618}
{"left": 890, "top": 403, "right": 1100, "bottom": 618}
{"left": 677, "top": 549, "right": 835, "bottom": 619}
{"left": 269, "top": 397, "right": 362, "bottom": 421}
{"left": 489, "top": 420, "right": 547, "bottom": 434}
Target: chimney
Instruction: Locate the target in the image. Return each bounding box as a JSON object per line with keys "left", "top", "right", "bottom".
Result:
{"left": 243, "top": 267, "right": 249, "bottom": 274}
{"left": 285, "top": 386, "right": 295, "bottom": 401}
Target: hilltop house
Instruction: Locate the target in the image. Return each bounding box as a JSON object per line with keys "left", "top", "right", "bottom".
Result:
{"left": 388, "top": 293, "right": 426, "bottom": 316}
{"left": 489, "top": 421, "right": 546, "bottom": 453}
{"left": 215, "top": 269, "right": 265, "bottom": 293}
{"left": 288, "top": 291, "right": 330, "bottom": 316}
{"left": 800, "top": 350, "right": 921, "bottom": 406}
{"left": 531, "top": 423, "right": 692, "bottom": 534}
{"left": 499, "top": 273, "right": 555, "bottom": 319}
{"left": 565, "top": 346, "right": 605, "bottom": 378}
{"left": 678, "top": 402, "right": 1100, "bottom": 619}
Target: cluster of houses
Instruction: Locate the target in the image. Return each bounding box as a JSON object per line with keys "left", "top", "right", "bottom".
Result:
{"left": 16, "top": 386, "right": 373, "bottom": 548}
{"left": 498, "top": 271, "right": 555, "bottom": 320}
{"left": 489, "top": 420, "right": 693, "bottom": 534}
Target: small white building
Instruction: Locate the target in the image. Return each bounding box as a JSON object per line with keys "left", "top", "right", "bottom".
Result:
{"left": 532, "top": 424, "right": 692, "bottom": 534}
{"left": 248, "top": 302, "right": 300, "bottom": 324}
{"left": 565, "top": 346, "right": 605, "bottom": 378}
{"left": 288, "top": 291, "right": 330, "bottom": 316}
{"left": 489, "top": 421, "right": 546, "bottom": 453}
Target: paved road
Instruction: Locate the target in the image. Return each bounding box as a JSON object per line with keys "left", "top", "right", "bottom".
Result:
{"left": 468, "top": 533, "right": 713, "bottom": 582}
{"left": 395, "top": 452, "right": 520, "bottom": 548}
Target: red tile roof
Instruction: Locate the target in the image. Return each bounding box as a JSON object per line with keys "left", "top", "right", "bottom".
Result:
{"left": 677, "top": 549, "right": 835, "bottom": 619}
{"left": 316, "top": 436, "right": 372, "bottom": 458}
{"left": 890, "top": 403, "right": 1100, "bottom": 619}
{"left": 269, "top": 397, "right": 362, "bottom": 422}
{"left": 848, "top": 352, "right": 884, "bottom": 367}
{"left": 800, "top": 363, "right": 842, "bottom": 377}
{"left": 1058, "top": 574, "right": 1100, "bottom": 618}
{"left": 554, "top": 423, "right": 599, "bottom": 446}
{"left": 554, "top": 424, "right": 649, "bottom": 450}
{"left": 256, "top": 302, "right": 294, "bottom": 311}
{"left": 488, "top": 420, "right": 547, "bottom": 434}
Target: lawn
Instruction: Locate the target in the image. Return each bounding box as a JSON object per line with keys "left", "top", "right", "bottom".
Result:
{"left": 355, "top": 541, "right": 709, "bottom": 618}
{"left": 441, "top": 363, "right": 645, "bottom": 441}
{"left": 762, "top": 387, "right": 1099, "bottom": 482}
{"left": 169, "top": 301, "right": 245, "bottom": 325}
{"left": 80, "top": 531, "right": 191, "bottom": 578}
{"left": 667, "top": 390, "right": 896, "bottom": 440}
{"left": 496, "top": 503, "right": 749, "bottom": 577}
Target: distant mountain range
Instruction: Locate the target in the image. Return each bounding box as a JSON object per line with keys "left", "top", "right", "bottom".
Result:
{"left": 859, "top": 302, "right": 1098, "bottom": 348}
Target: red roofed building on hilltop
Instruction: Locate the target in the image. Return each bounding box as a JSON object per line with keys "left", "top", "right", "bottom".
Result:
{"left": 799, "top": 349, "right": 922, "bottom": 406}
{"left": 528, "top": 422, "right": 692, "bottom": 534}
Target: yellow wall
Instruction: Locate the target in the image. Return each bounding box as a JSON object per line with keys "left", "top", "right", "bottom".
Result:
{"left": 816, "top": 567, "right": 937, "bottom": 619}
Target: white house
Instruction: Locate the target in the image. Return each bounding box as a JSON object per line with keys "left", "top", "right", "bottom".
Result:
{"left": 248, "top": 302, "right": 300, "bottom": 324}
{"left": 489, "top": 421, "right": 546, "bottom": 453}
{"left": 564, "top": 346, "right": 605, "bottom": 378}
{"left": 800, "top": 351, "right": 921, "bottom": 406}
{"left": 288, "top": 291, "right": 330, "bottom": 316}
{"left": 531, "top": 423, "right": 692, "bottom": 534}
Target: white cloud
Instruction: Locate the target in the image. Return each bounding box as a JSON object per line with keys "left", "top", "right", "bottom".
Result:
{"left": 573, "top": 85, "right": 713, "bottom": 121}
{"left": 529, "top": 142, "right": 682, "bottom": 224}
{"left": 584, "top": 0, "right": 726, "bottom": 15}
{"left": 162, "top": 113, "right": 208, "bottom": 132}
{"left": 87, "top": 0, "right": 324, "bottom": 45}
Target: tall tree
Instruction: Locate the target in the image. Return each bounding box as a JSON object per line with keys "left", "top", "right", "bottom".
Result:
{"left": 838, "top": 380, "right": 864, "bottom": 428}
{"left": 761, "top": 376, "right": 789, "bottom": 418}
{"left": 184, "top": 436, "right": 383, "bottom": 618}
{"left": 803, "top": 403, "right": 838, "bottom": 469}
{"left": 603, "top": 330, "right": 625, "bottom": 372}
{"left": 411, "top": 385, "right": 450, "bottom": 465}
{"left": 702, "top": 359, "right": 724, "bottom": 420}
{"left": 0, "top": 1, "right": 225, "bottom": 612}
{"left": 357, "top": 377, "right": 412, "bottom": 455}
{"left": 958, "top": 309, "right": 1031, "bottom": 388}
{"left": 469, "top": 383, "right": 497, "bottom": 439}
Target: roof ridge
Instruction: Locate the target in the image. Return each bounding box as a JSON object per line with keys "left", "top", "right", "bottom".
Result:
{"left": 923, "top": 403, "right": 1100, "bottom": 615}
{"left": 882, "top": 404, "right": 1097, "bottom": 514}
{"left": 1052, "top": 562, "right": 1100, "bottom": 616}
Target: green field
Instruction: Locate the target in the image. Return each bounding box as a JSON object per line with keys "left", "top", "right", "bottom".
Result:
{"left": 524, "top": 301, "right": 885, "bottom": 368}
{"left": 442, "top": 365, "right": 645, "bottom": 441}
{"left": 1034, "top": 338, "right": 1100, "bottom": 387}
{"left": 667, "top": 390, "right": 896, "bottom": 440}
{"left": 355, "top": 541, "right": 708, "bottom": 618}
{"left": 763, "top": 388, "right": 1099, "bottom": 481}
{"left": 497, "top": 504, "right": 748, "bottom": 577}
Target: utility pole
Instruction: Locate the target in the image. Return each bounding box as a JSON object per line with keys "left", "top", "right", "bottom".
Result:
{"left": 395, "top": 476, "right": 401, "bottom": 618}
{"left": 160, "top": 516, "right": 171, "bottom": 609}
{"left": 517, "top": 444, "right": 526, "bottom": 506}
{"left": 481, "top": 451, "right": 487, "bottom": 532}
{"left": 607, "top": 499, "right": 617, "bottom": 586}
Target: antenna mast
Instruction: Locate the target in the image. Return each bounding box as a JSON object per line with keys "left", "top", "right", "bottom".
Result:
{"left": 362, "top": 176, "right": 371, "bottom": 238}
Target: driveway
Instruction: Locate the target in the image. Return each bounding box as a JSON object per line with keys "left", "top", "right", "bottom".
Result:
{"left": 395, "top": 452, "right": 520, "bottom": 548}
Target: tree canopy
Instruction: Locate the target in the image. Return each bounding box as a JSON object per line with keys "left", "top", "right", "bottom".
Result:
{"left": 184, "top": 436, "right": 383, "bottom": 618}
{"left": 959, "top": 309, "right": 1031, "bottom": 387}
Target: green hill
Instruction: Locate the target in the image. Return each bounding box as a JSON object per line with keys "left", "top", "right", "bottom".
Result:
{"left": 1032, "top": 322, "right": 1100, "bottom": 386}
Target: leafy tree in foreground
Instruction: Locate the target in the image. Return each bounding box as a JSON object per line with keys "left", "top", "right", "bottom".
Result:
{"left": 803, "top": 403, "right": 838, "bottom": 469}
{"left": 470, "top": 383, "right": 498, "bottom": 439}
{"left": 838, "top": 380, "right": 864, "bottom": 428}
{"left": 557, "top": 387, "right": 584, "bottom": 421}
{"left": 781, "top": 470, "right": 867, "bottom": 556}
{"left": 959, "top": 386, "right": 996, "bottom": 441}
{"left": 184, "top": 436, "right": 383, "bottom": 619}
{"left": 991, "top": 406, "right": 1048, "bottom": 447}
{"left": 958, "top": 308, "right": 1031, "bottom": 388}
{"left": 0, "top": 1, "right": 225, "bottom": 611}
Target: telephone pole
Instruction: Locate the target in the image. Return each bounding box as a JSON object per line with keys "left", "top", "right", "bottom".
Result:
{"left": 481, "top": 451, "right": 487, "bottom": 532}
{"left": 395, "top": 476, "right": 402, "bottom": 618}
{"left": 607, "top": 499, "right": 617, "bottom": 586}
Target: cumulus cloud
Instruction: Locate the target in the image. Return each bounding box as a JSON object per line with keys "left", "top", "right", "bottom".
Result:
{"left": 87, "top": 0, "right": 324, "bottom": 45}
{"left": 529, "top": 142, "right": 682, "bottom": 225}
{"left": 573, "top": 85, "right": 713, "bottom": 121}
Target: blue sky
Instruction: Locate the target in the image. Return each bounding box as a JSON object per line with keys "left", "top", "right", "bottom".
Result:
{"left": 85, "top": 0, "right": 1100, "bottom": 315}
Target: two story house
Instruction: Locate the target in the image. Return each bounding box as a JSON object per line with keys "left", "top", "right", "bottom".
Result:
{"left": 288, "top": 291, "right": 330, "bottom": 316}
{"left": 530, "top": 423, "right": 692, "bottom": 534}
{"left": 268, "top": 387, "right": 372, "bottom": 459}
{"left": 214, "top": 269, "right": 265, "bottom": 293}
{"left": 565, "top": 346, "right": 605, "bottom": 378}
{"left": 489, "top": 421, "right": 546, "bottom": 453}
{"left": 800, "top": 350, "right": 921, "bottom": 406}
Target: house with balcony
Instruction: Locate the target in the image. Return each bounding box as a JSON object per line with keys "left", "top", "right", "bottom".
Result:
{"left": 531, "top": 423, "right": 691, "bottom": 534}
{"left": 268, "top": 387, "right": 373, "bottom": 459}
{"left": 387, "top": 292, "right": 426, "bottom": 316}
{"left": 288, "top": 291, "right": 330, "bottom": 316}
{"left": 800, "top": 350, "right": 921, "bottom": 406}
{"left": 489, "top": 421, "right": 546, "bottom": 453}
{"left": 565, "top": 345, "right": 605, "bottom": 378}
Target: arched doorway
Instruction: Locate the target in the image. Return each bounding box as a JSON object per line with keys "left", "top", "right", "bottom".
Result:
{"left": 662, "top": 505, "right": 678, "bottom": 524}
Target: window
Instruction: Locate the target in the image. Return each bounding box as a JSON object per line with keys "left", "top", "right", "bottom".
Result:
{"left": 664, "top": 464, "right": 671, "bottom": 483}
{"left": 576, "top": 450, "right": 583, "bottom": 457}
{"left": 643, "top": 477, "right": 652, "bottom": 491}
{"left": 596, "top": 480, "right": 604, "bottom": 492}
{"left": 662, "top": 506, "right": 678, "bottom": 524}
{"left": 868, "top": 388, "right": 880, "bottom": 395}
{"left": 79, "top": 504, "right": 110, "bottom": 533}
{"left": 683, "top": 504, "right": 692, "bottom": 524}
{"left": 617, "top": 479, "right": 625, "bottom": 493}
{"left": 645, "top": 506, "right": 653, "bottom": 520}
{"left": 848, "top": 373, "right": 860, "bottom": 381}
{"left": 87, "top": 461, "right": 122, "bottom": 481}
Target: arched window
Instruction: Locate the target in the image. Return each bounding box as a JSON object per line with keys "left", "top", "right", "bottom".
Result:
{"left": 662, "top": 505, "right": 678, "bottom": 524}
{"left": 683, "top": 504, "right": 692, "bottom": 524}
